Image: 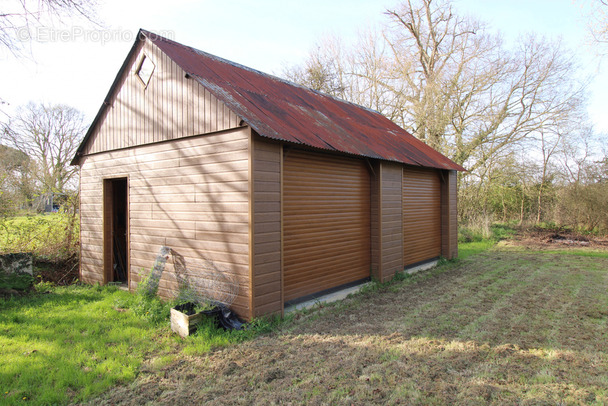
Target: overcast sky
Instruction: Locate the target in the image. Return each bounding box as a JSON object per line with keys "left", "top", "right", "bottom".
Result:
{"left": 1, "top": 0, "right": 606, "bottom": 133}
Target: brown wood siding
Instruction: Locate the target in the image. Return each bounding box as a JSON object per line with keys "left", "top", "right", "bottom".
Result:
{"left": 79, "top": 128, "right": 252, "bottom": 317}
{"left": 370, "top": 162, "right": 380, "bottom": 280}
{"left": 378, "top": 162, "right": 404, "bottom": 281}
{"left": 251, "top": 137, "right": 283, "bottom": 316}
{"left": 403, "top": 166, "right": 441, "bottom": 267}
{"left": 441, "top": 170, "right": 458, "bottom": 260}
{"left": 283, "top": 150, "right": 371, "bottom": 302}
{"left": 83, "top": 39, "right": 240, "bottom": 156}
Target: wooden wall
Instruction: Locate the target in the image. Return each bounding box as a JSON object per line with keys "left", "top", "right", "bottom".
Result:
{"left": 251, "top": 137, "right": 282, "bottom": 316}
{"left": 441, "top": 170, "right": 458, "bottom": 260}
{"left": 376, "top": 162, "right": 404, "bottom": 282}
{"left": 83, "top": 38, "right": 240, "bottom": 156}
{"left": 79, "top": 128, "right": 252, "bottom": 317}
{"left": 370, "top": 162, "right": 380, "bottom": 280}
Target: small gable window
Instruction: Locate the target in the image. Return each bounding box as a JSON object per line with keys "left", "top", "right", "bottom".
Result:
{"left": 136, "top": 55, "right": 155, "bottom": 86}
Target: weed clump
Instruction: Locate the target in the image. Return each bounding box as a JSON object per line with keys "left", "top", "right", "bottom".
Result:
{"left": 0, "top": 271, "right": 34, "bottom": 291}
{"left": 127, "top": 270, "right": 173, "bottom": 325}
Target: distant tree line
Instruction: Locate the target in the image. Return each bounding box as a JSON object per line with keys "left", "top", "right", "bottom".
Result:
{"left": 285, "top": 0, "right": 608, "bottom": 234}
{"left": 1, "top": 0, "right": 606, "bottom": 237}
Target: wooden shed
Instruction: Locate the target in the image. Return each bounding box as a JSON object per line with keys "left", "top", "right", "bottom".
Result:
{"left": 72, "top": 30, "right": 465, "bottom": 319}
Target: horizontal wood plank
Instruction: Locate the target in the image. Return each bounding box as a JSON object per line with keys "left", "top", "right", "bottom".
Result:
{"left": 79, "top": 127, "right": 252, "bottom": 318}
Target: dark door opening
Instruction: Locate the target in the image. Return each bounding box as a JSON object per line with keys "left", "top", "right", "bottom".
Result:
{"left": 104, "top": 178, "right": 128, "bottom": 285}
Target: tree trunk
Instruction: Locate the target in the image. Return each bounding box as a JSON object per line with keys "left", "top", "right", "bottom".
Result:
{"left": 536, "top": 185, "right": 542, "bottom": 224}
{"left": 519, "top": 189, "right": 525, "bottom": 226}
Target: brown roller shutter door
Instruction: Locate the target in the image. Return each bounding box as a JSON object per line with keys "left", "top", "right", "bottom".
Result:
{"left": 283, "top": 150, "right": 371, "bottom": 302}
{"left": 403, "top": 167, "right": 441, "bottom": 267}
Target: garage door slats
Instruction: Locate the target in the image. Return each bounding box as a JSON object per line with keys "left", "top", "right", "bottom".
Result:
{"left": 283, "top": 150, "right": 371, "bottom": 302}
{"left": 403, "top": 167, "right": 441, "bottom": 267}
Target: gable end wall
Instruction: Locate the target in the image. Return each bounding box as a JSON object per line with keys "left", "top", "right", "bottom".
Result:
{"left": 83, "top": 38, "right": 241, "bottom": 156}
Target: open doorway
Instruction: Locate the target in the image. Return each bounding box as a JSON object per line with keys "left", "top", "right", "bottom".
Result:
{"left": 104, "top": 178, "right": 128, "bottom": 285}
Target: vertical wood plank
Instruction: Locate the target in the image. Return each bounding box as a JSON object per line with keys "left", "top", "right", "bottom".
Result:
{"left": 204, "top": 88, "right": 211, "bottom": 134}
{"left": 168, "top": 56, "right": 174, "bottom": 140}
{"left": 82, "top": 38, "right": 242, "bottom": 157}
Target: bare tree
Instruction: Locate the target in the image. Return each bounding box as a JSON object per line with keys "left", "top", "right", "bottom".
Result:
{"left": 557, "top": 125, "right": 606, "bottom": 185}
{"left": 587, "top": 0, "right": 608, "bottom": 49}
{"left": 386, "top": 1, "right": 586, "bottom": 171}
{"left": 1, "top": 103, "right": 86, "bottom": 195}
{"left": 0, "top": 144, "right": 33, "bottom": 213}
{"left": 285, "top": 0, "right": 587, "bottom": 176}
{"left": 0, "top": 0, "right": 99, "bottom": 56}
{"left": 283, "top": 35, "right": 347, "bottom": 96}
{"left": 595, "top": 155, "right": 608, "bottom": 182}
{"left": 531, "top": 129, "right": 562, "bottom": 223}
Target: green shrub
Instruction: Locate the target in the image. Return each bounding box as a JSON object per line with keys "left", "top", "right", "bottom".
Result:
{"left": 458, "top": 226, "right": 485, "bottom": 243}
{"left": 0, "top": 213, "right": 79, "bottom": 260}
{"left": 490, "top": 222, "right": 518, "bottom": 240}
{"left": 131, "top": 294, "right": 173, "bottom": 325}
{"left": 33, "top": 280, "right": 54, "bottom": 293}
{"left": 0, "top": 213, "right": 80, "bottom": 286}
{"left": 555, "top": 182, "right": 608, "bottom": 233}
{"left": 0, "top": 271, "right": 34, "bottom": 290}
{"left": 459, "top": 222, "right": 518, "bottom": 243}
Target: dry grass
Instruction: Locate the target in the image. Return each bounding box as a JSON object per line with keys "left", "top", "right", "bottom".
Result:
{"left": 87, "top": 246, "right": 608, "bottom": 405}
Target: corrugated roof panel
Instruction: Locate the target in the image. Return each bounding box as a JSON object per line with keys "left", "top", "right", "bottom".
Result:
{"left": 144, "top": 30, "right": 465, "bottom": 171}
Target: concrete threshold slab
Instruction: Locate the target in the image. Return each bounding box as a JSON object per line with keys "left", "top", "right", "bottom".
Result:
{"left": 284, "top": 259, "right": 439, "bottom": 314}
{"left": 405, "top": 259, "right": 439, "bottom": 275}
{"left": 107, "top": 282, "right": 129, "bottom": 291}
{"left": 285, "top": 282, "right": 371, "bottom": 314}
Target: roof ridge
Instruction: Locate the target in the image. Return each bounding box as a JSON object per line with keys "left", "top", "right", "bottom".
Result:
{"left": 140, "top": 29, "right": 385, "bottom": 117}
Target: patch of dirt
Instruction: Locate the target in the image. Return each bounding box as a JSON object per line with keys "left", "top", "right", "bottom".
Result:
{"left": 502, "top": 227, "right": 608, "bottom": 250}
{"left": 0, "top": 287, "right": 33, "bottom": 299}
{"left": 83, "top": 250, "right": 608, "bottom": 406}
{"left": 34, "top": 254, "right": 79, "bottom": 285}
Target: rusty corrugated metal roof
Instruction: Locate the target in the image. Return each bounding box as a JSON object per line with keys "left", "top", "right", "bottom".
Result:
{"left": 145, "top": 30, "right": 463, "bottom": 171}
{"left": 75, "top": 29, "right": 464, "bottom": 170}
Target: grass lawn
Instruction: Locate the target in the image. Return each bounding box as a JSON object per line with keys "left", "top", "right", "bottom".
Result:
{"left": 456, "top": 240, "right": 496, "bottom": 260}
{"left": 90, "top": 244, "right": 608, "bottom": 405}
{"left": 0, "top": 285, "right": 270, "bottom": 405}
{"left": 2, "top": 241, "right": 607, "bottom": 405}
{"left": 0, "top": 286, "right": 171, "bottom": 405}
